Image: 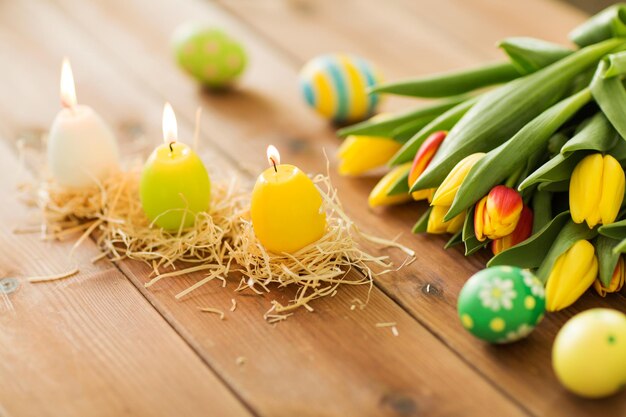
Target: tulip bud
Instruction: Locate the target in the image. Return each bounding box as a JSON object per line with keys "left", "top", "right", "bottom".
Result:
{"left": 337, "top": 135, "right": 402, "bottom": 176}
{"left": 491, "top": 205, "right": 533, "bottom": 255}
{"left": 430, "top": 153, "right": 485, "bottom": 206}
{"left": 426, "top": 205, "right": 465, "bottom": 234}
{"left": 474, "top": 185, "right": 523, "bottom": 242}
{"left": 570, "top": 153, "right": 625, "bottom": 228}
{"left": 593, "top": 256, "right": 625, "bottom": 297}
{"left": 368, "top": 163, "right": 413, "bottom": 208}
{"left": 545, "top": 240, "right": 598, "bottom": 311}
{"left": 408, "top": 131, "right": 446, "bottom": 201}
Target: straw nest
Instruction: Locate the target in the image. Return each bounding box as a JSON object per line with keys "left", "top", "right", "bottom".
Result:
{"left": 26, "top": 166, "right": 415, "bottom": 317}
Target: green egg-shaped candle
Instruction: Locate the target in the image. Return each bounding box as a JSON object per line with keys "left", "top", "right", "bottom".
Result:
{"left": 457, "top": 266, "right": 545, "bottom": 343}
{"left": 140, "top": 103, "right": 211, "bottom": 230}
{"left": 299, "top": 54, "right": 382, "bottom": 123}
{"left": 173, "top": 24, "right": 247, "bottom": 88}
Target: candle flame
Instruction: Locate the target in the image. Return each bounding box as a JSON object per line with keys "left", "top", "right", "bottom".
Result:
{"left": 162, "top": 102, "right": 178, "bottom": 144}
{"left": 60, "top": 57, "right": 77, "bottom": 109}
{"left": 267, "top": 145, "right": 280, "bottom": 168}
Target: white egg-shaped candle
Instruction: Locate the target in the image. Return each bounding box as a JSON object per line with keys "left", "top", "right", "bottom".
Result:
{"left": 47, "top": 58, "right": 119, "bottom": 188}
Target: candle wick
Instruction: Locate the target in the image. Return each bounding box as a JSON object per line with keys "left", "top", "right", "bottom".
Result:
{"left": 271, "top": 158, "right": 277, "bottom": 173}
{"left": 61, "top": 100, "right": 76, "bottom": 115}
{"left": 169, "top": 142, "right": 174, "bottom": 153}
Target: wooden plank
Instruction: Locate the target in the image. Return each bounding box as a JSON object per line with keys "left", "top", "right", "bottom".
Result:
{"left": 0, "top": 1, "right": 528, "bottom": 416}
{"left": 214, "top": 0, "right": 586, "bottom": 79}
{"left": 0, "top": 152, "right": 251, "bottom": 416}
{"left": 46, "top": 0, "right": 626, "bottom": 415}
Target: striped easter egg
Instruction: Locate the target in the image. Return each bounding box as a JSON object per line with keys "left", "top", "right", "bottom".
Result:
{"left": 299, "top": 54, "right": 382, "bottom": 123}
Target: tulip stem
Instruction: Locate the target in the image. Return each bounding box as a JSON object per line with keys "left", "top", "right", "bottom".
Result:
{"left": 505, "top": 165, "right": 524, "bottom": 189}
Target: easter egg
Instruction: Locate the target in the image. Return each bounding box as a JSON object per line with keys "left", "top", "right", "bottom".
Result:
{"left": 299, "top": 54, "right": 382, "bottom": 123}
{"left": 553, "top": 309, "right": 626, "bottom": 398}
{"left": 457, "top": 266, "right": 545, "bottom": 343}
{"left": 172, "top": 24, "right": 247, "bottom": 88}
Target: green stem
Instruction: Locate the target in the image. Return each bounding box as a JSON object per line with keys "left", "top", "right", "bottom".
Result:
{"left": 504, "top": 165, "right": 524, "bottom": 188}
{"left": 371, "top": 62, "right": 521, "bottom": 98}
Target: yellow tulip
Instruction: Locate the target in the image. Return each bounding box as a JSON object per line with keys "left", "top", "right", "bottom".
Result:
{"left": 570, "top": 153, "right": 625, "bottom": 228}
{"left": 337, "top": 135, "right": 402, "bottom": 176}
{"left": 426, "top": 205, "right": 465, "bottom": 234}
{"left": 545, "top": 240, "right": 598, "bottom": 312}
{"left": 430, "top": 153, "right": 485, "bottom": 206}
{"left": 593, "top": 256, "right": 625, "bottom": 297}
{"left": 368, "top": 163, "right": 413, "bottom": 208}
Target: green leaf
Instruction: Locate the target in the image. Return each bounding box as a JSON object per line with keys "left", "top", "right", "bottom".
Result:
{"left": 499, "top": 37, "right": 573, "bottom": 74}
{"left": 560, "top": 112, "right": 618, "bottom": 156}
{"left": 591, "top": 59, "right": 626, "bottom": 139}
{"left": 462, "top": 207, "right": 486, "bottom": 255}
{"left": 390, "top": 98, "right": 476, "bottom": 165}
{"left": 371, "top": 62, "right": 521, "bottom": 98}
{"left": 595, "top": 235, "right": 621, "bottom": 287}
{"left": 519, "top": 113, "right": 615, "bottom": 191}
{"left": 519, "top": 153, "right": 582, "bottom": 191}
{"left": 412, "top": 207, "right": 432, "bottom": 233}
{"left": 412, "top": 38, "right": 625, "bottom": 193}
{"left": 445, "top": 88, "right": 592, "bottom": 220}
{"left": 611, "top": 137, "right": 626, "bottom": 162}
{"left": 614, "top": 238, "right": 626, "bottom": 253}
{"left": 336, "top": 98, "right": 464, "bottom": 138}
{"left": 547, "top": 132, "right": 570, "bottom": 155}
{"left": 536, "top": 220, "right": 598, "bottom": 283}
{"left": 599, "top": 219, "right": 626, "bottom": 239}
{"left": 518, "top": 147, "right": 546, "bottom": 188}
{"left": 569, "top": 4, "right": 626, "bottom": 47}
{"left": 445, "top": 231, "right": 463, "bottom": 249}
{"left": 531, "top": 191, "right": 552, "bottom": 234}
{"left": 390, "top": 118, "right": 433, "bottom": 142}
{"left": 488, "top": 211, "right": 571, "bottom": 269}
{"left": 386, "top": 169, "right": 410, "bottom": 196}
{"left": 604, "top": 50, "right": 626, "bottom": 77}
{"left": 537, "top": 180, "right": 569, "bottom": 192}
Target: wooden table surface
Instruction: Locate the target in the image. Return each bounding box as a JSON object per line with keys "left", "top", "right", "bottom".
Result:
{"left": 1, "top": 0, "right": 625, "bottom": 416}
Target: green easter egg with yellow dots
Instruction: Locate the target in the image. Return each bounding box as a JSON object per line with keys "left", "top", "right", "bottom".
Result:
{"left": 457, "top": 266, "right": 545, "bottom": 343}
{"left": 173, "top": 24, "right": 247, "bottom": 88}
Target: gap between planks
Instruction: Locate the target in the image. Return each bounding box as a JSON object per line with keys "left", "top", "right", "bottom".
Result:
{"left": 40, "top": 0, "right": 576, "bottom": 411}
{"left": 50, "top": 1, "right": 537, "bottom": 414}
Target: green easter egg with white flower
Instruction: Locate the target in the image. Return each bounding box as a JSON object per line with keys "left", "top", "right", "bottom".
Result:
{"left": 173, "top": 24, "right": 247, "bottom": 88}
{"left": 457, "top": 266, "right": 545, "bottom": 343}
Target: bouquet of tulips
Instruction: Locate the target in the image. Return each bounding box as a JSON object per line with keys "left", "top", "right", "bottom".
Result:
{"left": 337, "top": 4, "right": 626, "bottom": 311}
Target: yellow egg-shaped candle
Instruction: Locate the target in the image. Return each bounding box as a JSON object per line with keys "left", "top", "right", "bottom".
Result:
{"left": 251, "top": 145, "right": 326, "bottom": 254}
{"left": 140, "top": 103, "right": 211, "bottom": 230}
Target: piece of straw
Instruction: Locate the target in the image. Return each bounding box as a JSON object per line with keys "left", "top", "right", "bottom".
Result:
{"left": 28, "top": 267, "right": 79, "bottom": 283}
{"left": 375, "top": 322, "right": 397, "bottom": 328}
{"left": 198, "top": 307, "right": 225, "bottom": 320}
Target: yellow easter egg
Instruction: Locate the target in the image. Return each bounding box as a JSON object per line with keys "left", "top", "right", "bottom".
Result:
{"left": 552, "top": 308, "right": 626, "bottom": 398}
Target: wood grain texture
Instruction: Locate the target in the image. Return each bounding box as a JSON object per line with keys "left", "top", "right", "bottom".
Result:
{"left": 1, "top": 0, "right": 625, "bottom": 416}
{"left": 0, "top": 0, "right": 528, "bottom": 416}
{"left": 0, "top": 139, "right": 251, "bottom": 417}
{"left": 202, "top": 1, "right": 626, "bottom": 414}
{"left": 48, "top": 0, "right": 626, "bottom": 415}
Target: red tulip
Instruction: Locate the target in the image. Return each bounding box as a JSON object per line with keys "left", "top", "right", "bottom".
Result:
{"left": 491, "top": 205, "right": 533, "bottom": 255}
{"left": 474, "top": 185, "right": 523, "bottom": 242}
{"left": 408, "top": 131, "right": 446, "bottom": 200}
